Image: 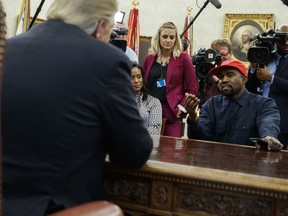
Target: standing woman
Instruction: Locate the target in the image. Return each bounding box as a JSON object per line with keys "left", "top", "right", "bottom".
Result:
{"left": 143, "top": 22, "right": 198, "bottom": 137}
{"left": 131, "top": 63, "right": 162, "bottom": 135}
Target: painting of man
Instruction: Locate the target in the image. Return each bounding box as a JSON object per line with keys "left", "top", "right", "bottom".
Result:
{"left": 233, "top": 29, "right": 253, "bottom": 61}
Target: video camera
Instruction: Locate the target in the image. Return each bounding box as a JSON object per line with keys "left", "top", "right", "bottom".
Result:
{"left": 109, "top": 27, "right": 128, "bottom": 52}
{"left": 247, "top": 29, "right": 288, "bottom": 65}
{"left": 192, "top": 48, "right": 221, "bottom": 79}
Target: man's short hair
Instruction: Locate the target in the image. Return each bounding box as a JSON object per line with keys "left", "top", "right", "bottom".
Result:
{"left": 211, "top": 38, "right": 232, "bottom": 53}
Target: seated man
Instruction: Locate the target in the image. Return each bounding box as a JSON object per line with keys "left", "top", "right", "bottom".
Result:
{"left": 184, "top": 59, "right": 283, "bottom": 151}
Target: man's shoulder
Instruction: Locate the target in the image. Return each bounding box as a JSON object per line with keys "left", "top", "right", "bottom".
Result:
{"left": 125, "top": 47, "right": 138, "bottom": 63}
{"left": 201, "top": 94, "right": 224, "bottom": 110}
{"left": 246, "top": 91, "right": 277, "bottom": 107}
{"left": 207, "top": 94, "right": 224, "bottom": 102}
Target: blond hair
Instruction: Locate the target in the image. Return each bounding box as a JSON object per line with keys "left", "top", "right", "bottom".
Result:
{"left": 47, "top": 0, "right": 118, "bottom": 35}
{"left": 151, "top": 22, "right": 182, "bottom": 58}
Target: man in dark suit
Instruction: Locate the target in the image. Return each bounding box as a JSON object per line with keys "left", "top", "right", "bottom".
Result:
{"left": 2, "top": 0, "right": 153, "bottom": 215}
{"left": 246, "top": 24, "right": 288, "bottom": 149}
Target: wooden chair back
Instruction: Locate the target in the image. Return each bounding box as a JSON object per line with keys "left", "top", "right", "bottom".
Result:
{"left": 0, "top": 2, "right": 6, "bottom": 216}
{"left": 48, "top": 201, "right": 124, "bottom": 216}
{"left": 161, "top": 118, "right": 167, "bottom": 135}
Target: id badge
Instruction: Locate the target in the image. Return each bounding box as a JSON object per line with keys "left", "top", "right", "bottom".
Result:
{"left": 156, "top": 79, "right": 166, "bottom": 88}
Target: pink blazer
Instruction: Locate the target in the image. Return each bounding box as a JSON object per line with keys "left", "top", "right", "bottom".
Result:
{"left": 143, "top": 52, "right": 198, "bottom": 115}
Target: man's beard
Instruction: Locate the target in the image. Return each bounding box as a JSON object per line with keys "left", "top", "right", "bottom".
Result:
{"left": 220, "top": 84, "right": 234, "bottom": 96}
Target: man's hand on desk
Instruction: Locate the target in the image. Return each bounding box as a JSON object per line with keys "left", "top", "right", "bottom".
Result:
{"left": 256, "top": 136, "right": 284, "bottom": 151}
{"left": 184, "top": 93, "right": 200, "bottom": 124}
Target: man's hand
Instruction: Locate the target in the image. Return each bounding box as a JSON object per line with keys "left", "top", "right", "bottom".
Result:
{"left": 250, "top": 63, "right": 257, "bottom": 70}
{"left": 256, "top": 136, "right": 284, "bottom": 151}
{"left": 256, "top": 66, "right": 272, "bottom": 82}
{"left": 184, "top": 93, "right": 200, "bottom": 124}
{"left": 176, "top": 104, "right": 187, "bottom": 118}
{"left": 211, "top": 75, "right": 219, "bottom": 83}
{"left": 176, "top": 110, "right": 182, "bottom": 118}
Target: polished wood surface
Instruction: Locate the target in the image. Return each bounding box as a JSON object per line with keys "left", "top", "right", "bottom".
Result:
{"left": 105, "top": 136, "right": 288, "bottom": 216}
{"left": 151, "top": 135, "right": 288, "bottom": 179}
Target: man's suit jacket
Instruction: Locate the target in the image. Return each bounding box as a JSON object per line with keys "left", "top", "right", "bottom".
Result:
{"left": 269, "top": 53, "right": 288, "bottom": 134}
{"left": 246, "top": 52, "right": 288, "bottom": 135}
{"left": 142, "top": 53, "right": 198, "bottom": 116}
{"left": 3, "top": 20, "right": 153, "bottom": 215}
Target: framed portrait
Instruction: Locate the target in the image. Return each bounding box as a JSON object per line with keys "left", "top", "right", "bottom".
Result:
{"left": 224, "top": 14, "right": 274, "bottom": 63}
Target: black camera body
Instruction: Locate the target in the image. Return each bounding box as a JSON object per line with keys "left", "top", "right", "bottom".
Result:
{"left": 247, "top": 29, "right": 288, "bottom": 65}
{"left": 192, "top": 48, "right": 221, "bottom": 79}
{"left": 112, "top": 27, "right": 128, "bottom": 36}
{"left": 109, "top": 27, "right": 128, "bottom": 52}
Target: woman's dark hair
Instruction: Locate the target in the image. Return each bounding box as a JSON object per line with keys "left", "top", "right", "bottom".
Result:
{"left": 132, "top": 63, "right": 149, "bottom": 101}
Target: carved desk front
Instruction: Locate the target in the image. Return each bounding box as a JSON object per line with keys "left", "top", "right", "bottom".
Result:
{"left": 105, "top": 136, "right": 288, "bottom": 216}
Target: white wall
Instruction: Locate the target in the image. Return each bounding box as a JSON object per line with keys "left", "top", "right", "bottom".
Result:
{"left": 2, "top": 0, "right": 288, "bottom": 53}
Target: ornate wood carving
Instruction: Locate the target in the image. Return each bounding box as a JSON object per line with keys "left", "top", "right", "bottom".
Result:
{"left": 151, "top": 181, "right": 173, "bottom": 211}
{"left": 176, "top": 187, "right": 272, "bottom": 216}
{"left": 105, "top": 177, "right": 149, "bottom": 205}
{"left": 104, "top": 136, "right": 288, "bottom": 216}
{"left": 277, "top": 200, "right": 288, "bottom": 216}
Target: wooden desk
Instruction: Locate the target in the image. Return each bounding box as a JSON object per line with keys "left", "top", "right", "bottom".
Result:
{"left": 104, "top": 136, "right": 288, "bottom": 216}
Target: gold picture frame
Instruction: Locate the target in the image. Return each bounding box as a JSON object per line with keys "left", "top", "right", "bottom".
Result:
{"left": 224, "top": 14, "right": 274, "bottom": 62}
{"left": 29, "top": 17, "right": 45, "bottom": 29}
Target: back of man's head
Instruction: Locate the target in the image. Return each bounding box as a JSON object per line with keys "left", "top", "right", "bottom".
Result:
{"left": 276, "top": 24, "right": 288, "bottom": 33}
{"left": 47, "top": 0, "right": 118, "bottom": 35}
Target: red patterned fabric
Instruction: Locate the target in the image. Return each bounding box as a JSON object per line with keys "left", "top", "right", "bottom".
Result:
{"left": 182, "top": 14, "right": 193, "bottom": 56}
{"left": 127, "top": 8, "right": 140, "bottom": 58}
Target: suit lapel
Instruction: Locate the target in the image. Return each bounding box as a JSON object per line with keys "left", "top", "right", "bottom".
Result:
{"left": 145, "top": 54, "right": 157, "bottom": 81}
{"left": 275, "top": 56, "right": 288, "bottom": 76}
{"left": 166, "top": 55, "right": 177, "bottom": 85}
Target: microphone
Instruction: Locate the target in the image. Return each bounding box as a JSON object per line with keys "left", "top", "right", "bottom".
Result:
{"left": 208, "top": 0, "right": 222, "bottom": 9}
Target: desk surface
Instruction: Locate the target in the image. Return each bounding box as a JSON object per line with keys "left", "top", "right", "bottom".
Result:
{"left": 143, "top": 135, "right": 288, "bottom": 192}
{"left": 106, "top": 136, "right": 288, "bottom": 215}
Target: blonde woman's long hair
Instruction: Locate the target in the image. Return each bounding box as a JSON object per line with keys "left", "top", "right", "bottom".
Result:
{"left": 47, "top": 0, "right": 118, "bottom": 35}
{"left": 151, "top": 22, "right": 183, "bottom": 59}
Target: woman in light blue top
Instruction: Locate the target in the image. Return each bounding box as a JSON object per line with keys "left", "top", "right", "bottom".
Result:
{"left": 131, "top": 63, "right": 162, "bottom": 135}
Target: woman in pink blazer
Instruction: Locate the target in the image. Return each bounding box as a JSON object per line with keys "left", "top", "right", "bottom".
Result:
{"left": 143, "top": 22, "right": 198, "bottom": 137}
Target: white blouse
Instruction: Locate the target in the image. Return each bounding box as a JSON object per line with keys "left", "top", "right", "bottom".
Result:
{"left": 135, "top": 94, "right": 162, "bottom": 135}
